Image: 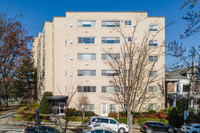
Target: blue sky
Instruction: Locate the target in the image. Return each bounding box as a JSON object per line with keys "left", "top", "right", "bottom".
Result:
{"left": 0, "top": 0, "right": 199, "bottom": 67}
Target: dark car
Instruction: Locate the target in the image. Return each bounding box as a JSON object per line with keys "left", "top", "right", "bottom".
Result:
{"left": 140, "top": 121, "right": 176, "bottom": 133}
{"left": 24, "top": 126, "right": 59, "bottom": 133}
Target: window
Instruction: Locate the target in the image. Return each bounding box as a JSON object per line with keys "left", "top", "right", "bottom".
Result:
{"left": 101, "top": 53, "right": 120, "bottom": 60}
{"left": 85, "top": 104, "right": 95, "bottom": 111}
{"left": 149, "top": 71, "right": 158, "bottom": 77}
{"left": 77, "top": 86, "right": 96, "bottom": 92}
{"left": 77, "top": 70, "right": 96, "bottom": 76}
{"left": 124, "top": 37, "right": 132, "bottom": 42}
{"left": 109, "top": 104, "right": 116, "bottom": 113}
{"left": 102, "top": 20, "right": 120, "bottom": 27}
{"left": 124, "top": 53, "right": 134, "bottom": 59}
{"left": 77, "top": 53, "right": 96, "bottom": 60}
{"left": 101, "top": 86, "right": 119, "bottom": 93}
{"left": 102, "top": 37, "right": 120, "bottom": 44}
{"left": 77, "top": 20, "right": 96, "bottom": 27}
{"left": 148, "top": 103, "right": 158, "bottom": 110}
{"left": 149, "top": 56, "right": 158, "bottom": 62}
{"left": 149, "top": 40, "right": 158, "bottom": 47}
{"left": 124, "top": 20, "right": 132, "bottom": 25}
{"left": 148, "top": 86, "right": 158, "bottom": 92}
{"left": 110, "top": 119, "right": 117, "bottom": 124}
{"left": 149, "top": 25, "right": 158, "bottom": 31}
{"left": 183, "top": 85, "right": 189, "bottom": 92}
{"left": 102, "top": 70, "right": 119, "bottom": 76}
{"left": 78, "top": 37, "right": 95, "bottom": 44}
{"left": 101, "top": 118, "right": 108, "bottom": 123}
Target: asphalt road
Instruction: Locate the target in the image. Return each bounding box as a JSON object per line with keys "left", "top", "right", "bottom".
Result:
{"left": 0, "top": 125, "right": 24, "bottom": 133}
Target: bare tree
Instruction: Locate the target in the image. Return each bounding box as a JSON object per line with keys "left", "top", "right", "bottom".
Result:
{"left": 55, "top": 80, "right": 82, "bottom": 133}
{"left": 77, "top": 94, "right": 89, "bottom": 121}
{"left": 180, "top": 0, "right": 200, "bottom": 38}
{"left": 103, "top": 14, "right": 166, "bottom": 127}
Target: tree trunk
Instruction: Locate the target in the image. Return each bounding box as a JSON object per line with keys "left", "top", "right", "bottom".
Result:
{"left": 126, "top": 105, "right": 131, "bottom": 128}
{"left": 5, "top": 88, "right": 8, "bottom": 107}
{"left": 83, "top": 110, "right": 85, "bottom": 121}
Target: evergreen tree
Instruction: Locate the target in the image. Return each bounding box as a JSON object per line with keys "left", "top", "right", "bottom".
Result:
{"left": 39, "top": 92, "right": 52, "bottom": 114}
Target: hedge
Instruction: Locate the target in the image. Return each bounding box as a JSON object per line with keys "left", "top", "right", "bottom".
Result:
{"left": 138, "top": 118, "right": 169, "bottom": 125}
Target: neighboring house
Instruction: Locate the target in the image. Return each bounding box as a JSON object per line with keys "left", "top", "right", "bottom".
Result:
{"left": 165, "top": 68, "right": 200, "bottom": 112}
{"left": 32, "top": 11, "right": 165, "bottom": 116}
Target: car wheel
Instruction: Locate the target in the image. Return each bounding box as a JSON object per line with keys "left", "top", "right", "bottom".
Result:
{"left": 168, "top": 129, "right": 174, "bottom": 133}
{"left": 146, "top": 128, "right": 153, "bottom": 133}
{"left": 118, "top": 128, "right": 125, "bottom": 133}
{"left": 192, "top": 132, "right": 198, "bottom": 133}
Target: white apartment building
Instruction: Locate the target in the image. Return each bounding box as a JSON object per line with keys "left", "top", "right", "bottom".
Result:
{"left": 33, "top": 12, "right": 165, "bottom": 116}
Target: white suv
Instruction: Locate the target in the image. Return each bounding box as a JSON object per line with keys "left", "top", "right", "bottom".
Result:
{"left": 88, "top": 117, "right": 129, "bottom": 133}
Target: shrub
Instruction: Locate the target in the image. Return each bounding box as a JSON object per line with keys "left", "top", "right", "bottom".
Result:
{"left": 138, "top": 118, "right": 168, "bottom": 125}
{"left": 39, "top": 92, "right": 53, "bottom": 114}
{"left": 86, "top": 111, "right": 97, "bottom": 116}
{"left": 167, "top": 107, "right": 183, "bottom": 128}
{"left": 163, "top": 107, "right": 174, "bottom": 116}
{"left": 119, "top": 111, "right": 126, "bottom": 117}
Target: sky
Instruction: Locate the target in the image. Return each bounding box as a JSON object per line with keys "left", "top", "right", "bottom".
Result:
{"left": 0, "top": 0, "right": 199, "bottom": 67}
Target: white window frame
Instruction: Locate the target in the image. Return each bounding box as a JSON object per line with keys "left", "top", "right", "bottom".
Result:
{"left": 101, "top": 70, "right": 120, "bottom": 76}
{"left": 78, "top": 37, "right": 96, "bottom": 44}
{"left": 149, "top": 25, "right": 158, "bottom": 31}
{"left": 148, "top": 103, "right": 158, "bottom": 110}
{"left": 102, "top": 20, "right": 120, "bottom": 27}
{"left": 124, "top": 20, "right": 132, "bottom": 26}
{"left": 109, "top": 104, "right": 116, "bottom": 113}
{"left": 77, "top": 70, "right": 96, "bottom": 76}
{"left": 101, "top": 53, "right": 120, "bottom": 60}
{"left": 149, "top": 40, "right": 158, "bottom": 47}
{"left": 77, "top": 53, "right": 96, "bottom": 60}
{"left": 148, "top": 86, "right": 158, "bottom": 93}
{"left": 149, "top": 71, "right": 158, "bottom": 77}
{"left": 149, "top": 56, "right": 158, "bottom": 62}
{"left": 101, "top": 86, "right": 119, "bottom": 93}
{"left": 77, "top": 86, "right": 96, "bottom": 92}
{"left": 77, "top": 20, "right": 96, "bottom": 27}
{"left": 102, "top": 37, "right": 120, "bottom": 44}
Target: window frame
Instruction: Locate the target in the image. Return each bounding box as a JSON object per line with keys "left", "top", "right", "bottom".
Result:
{"left": 101, "top": 20, "right": 120, "bottom": 27}
{"left": 149, "top": 25, "right": 158, "bottom": 31}
{"left": 77, "top": 70, "right": 96, "bottom": 76}
{"left": 124, "top": 20, "right": 132, "bottom": 26}
{"left": 149, "top": 71, "right": 158, "bottom": 77}
{"left": 78, "top": 37, "right": 96, "bottom": 44}
{"left": 149, "top": 56, "right": 158, "bottom": 62}
{"left": 77, "top": 20, "right": 96, "bottom": 28}
{"left": 77, "top": 53, "right": 96, "bottom": 60}
{"left": 101, "top": 70, "right": 120, "bottom": 76}
{"left": 77, "top": 86, "right": 96, "bottom": 92}
{"left": 101, "top": 53, "right": 120, "bottom": 61}
{"left": 101, "top": 37, "right": 120, "bottom": 44}
{"left": 148, "top": 86, "right": 158, "bottom": 93}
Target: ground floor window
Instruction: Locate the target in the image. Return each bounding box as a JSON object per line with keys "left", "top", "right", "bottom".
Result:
{"left": 148, "top": 103, "right": 158, "bottom": 110}
{"left": 109, "top": 104, "right": 116, "bottom": 113}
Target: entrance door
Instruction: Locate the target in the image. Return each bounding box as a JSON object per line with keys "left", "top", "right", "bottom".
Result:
{"left": 58, "top": 103, "right": 65, "bottom": 115}
{"left": 101, "top": 104, "right": 107, "bottom": 116}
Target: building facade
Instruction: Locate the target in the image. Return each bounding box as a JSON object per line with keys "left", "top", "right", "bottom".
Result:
{"left": 33, "top": 12, "right": 165, "bottom": 115}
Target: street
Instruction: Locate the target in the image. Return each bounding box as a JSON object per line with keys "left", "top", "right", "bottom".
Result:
{"left": 0, "top": 125, "right": 24, "bottom": 133}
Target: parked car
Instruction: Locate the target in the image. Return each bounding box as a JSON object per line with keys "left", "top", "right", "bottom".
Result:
{"left": 88, "top": 117, "right": 129, "bottom": 133}
{"left": 24, "top": 126, "right": 59, "bottom": 133}
{"left": 84, "top": 127, "right": 117, "bottom": 133}
{"left": 181, "top": 123, "right": 200, "bottom": 133}
{"left": 140, "top": 121, "right": 176, "bottom": 133}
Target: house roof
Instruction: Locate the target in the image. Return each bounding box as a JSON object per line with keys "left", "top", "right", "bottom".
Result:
{"left": 166, "top": 68, "right": 188, "bottom": 80}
